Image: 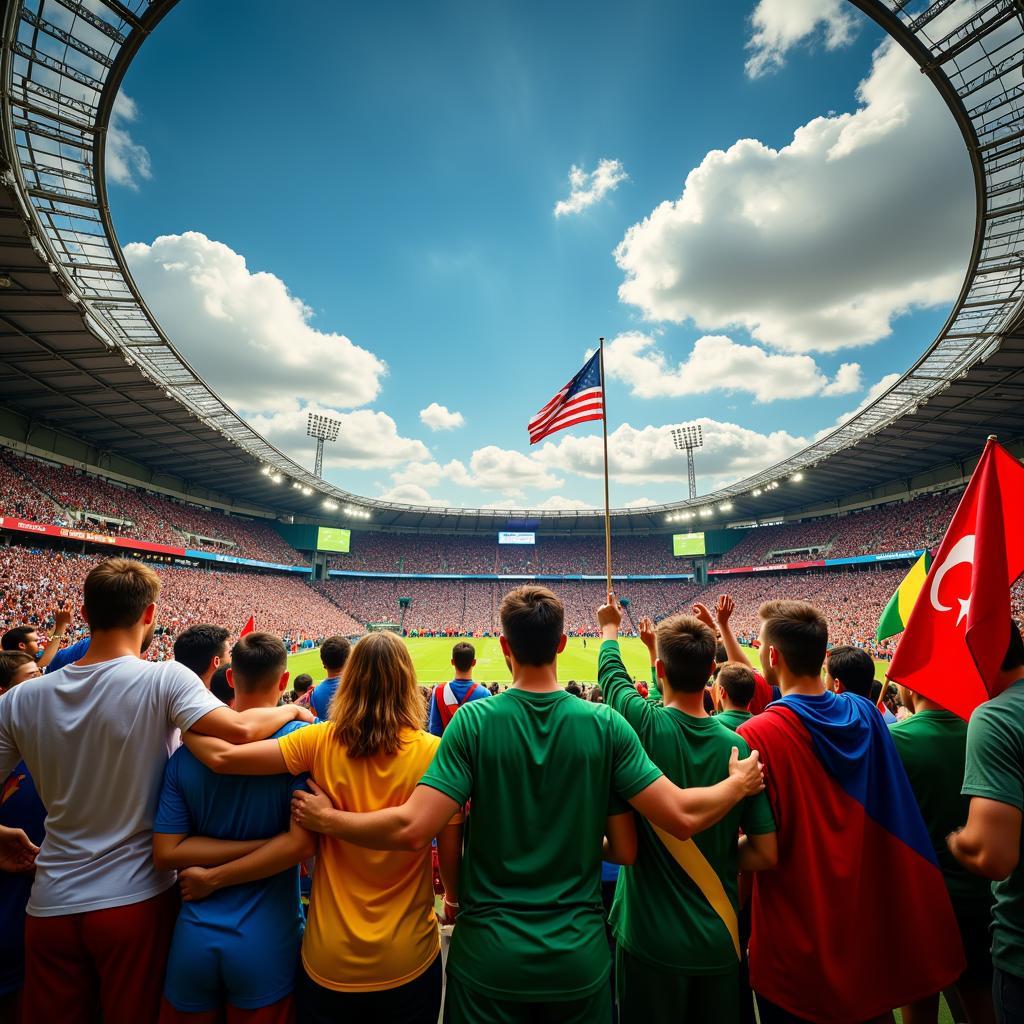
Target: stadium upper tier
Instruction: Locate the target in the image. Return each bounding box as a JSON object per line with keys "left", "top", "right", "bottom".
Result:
{"left": 0, "top": 445, "right": 966, "bottom": 573}
{"left": 1, "top": 1, "right": 1024, "bottom": 531}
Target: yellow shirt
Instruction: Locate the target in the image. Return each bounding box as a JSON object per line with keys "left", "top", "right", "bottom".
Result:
{"left": 278, "top": 722, "right": 450, "bottom": 991}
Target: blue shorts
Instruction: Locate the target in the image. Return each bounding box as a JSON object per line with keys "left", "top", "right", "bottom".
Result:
{"left": 163, "top": 916, "right": 301, "bottom": 1011}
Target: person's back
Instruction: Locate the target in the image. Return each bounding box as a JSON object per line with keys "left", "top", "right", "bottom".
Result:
{"left": 715, "top": 662, "right": 757, "bottom": 733}
{"left": 599, "top": 610, "right": 775, "bottom": 1023}
{"left": 423, "top": 683, "right": 658, "bottom": 1001}
{"left": 309, "top": 634, "right": 350, "bottom": 719}
{"left": 738, "top": 600, "right": 964, "bottom": 1023}
{"left": 428, "top": 641, "right": 489, "bottom": 735}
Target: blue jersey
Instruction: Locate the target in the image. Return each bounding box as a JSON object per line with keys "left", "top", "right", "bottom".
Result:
{"left": 427, "top": 679, "right": 491, "bottom": 736}
{"left": 45, "top": 636, "right": 90, "bottom": 673}
{"left": 309, "top": 676, "right": 340, "bottom": 720}
{"left": 0, "top": 762, "right": 46, "bottom": 995}
{"left": 154, "top": 721, "right": 307, "bottom": 1011}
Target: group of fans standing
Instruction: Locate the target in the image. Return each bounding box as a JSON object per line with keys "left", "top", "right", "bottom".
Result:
{"left": 0, "top": 557, "right": 1023, "bottom": 1023}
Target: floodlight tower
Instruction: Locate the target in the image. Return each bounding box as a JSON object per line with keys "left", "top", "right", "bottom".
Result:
{"left": 306, "top": 413, "right": 341, "bottom": 478}
{"left": 671, "top": 425, "right": 703, "bottom": 500}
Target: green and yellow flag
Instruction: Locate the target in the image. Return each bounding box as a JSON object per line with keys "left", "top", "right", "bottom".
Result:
{"left": 876, "top": 552, "right": 932, "bottom": 642}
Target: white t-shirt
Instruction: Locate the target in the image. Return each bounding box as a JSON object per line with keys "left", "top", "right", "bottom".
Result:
{"left": 0, "top": 655, "right": 223, "bottom": 916}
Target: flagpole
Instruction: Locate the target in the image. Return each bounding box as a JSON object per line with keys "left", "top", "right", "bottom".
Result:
{"left": 599, "top": 337, "right": 612, "bottom": 594}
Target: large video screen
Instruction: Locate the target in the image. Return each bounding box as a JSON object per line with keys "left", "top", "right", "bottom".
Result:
{"left": 499, "top": 531, "right": 536, "bottom": 545}
{"left": 673, "top": 532, "right": 706, "bottom": 557}
{"left": 316, "top": 526, "right": 351, "bottom": 553}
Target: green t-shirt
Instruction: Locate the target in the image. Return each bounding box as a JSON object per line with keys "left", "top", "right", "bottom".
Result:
{"left": 420, "top": 686, "right": 663, "bottom": 1001}
{"left": 962, "top": 678, "right": 1024, "bottom": 978}
{"left": 888, "top": 710, "right": 992, "bottom": 911}
{"left": 598, "top": 640, "right": 775, "bottom": 975}
{"left": 716, "top": 709, "right": 753, "bottom": 732}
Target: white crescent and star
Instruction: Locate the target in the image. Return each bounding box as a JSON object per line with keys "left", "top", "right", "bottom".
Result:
{"left": 929, "top": 533, "right": 975, "bottom": 626}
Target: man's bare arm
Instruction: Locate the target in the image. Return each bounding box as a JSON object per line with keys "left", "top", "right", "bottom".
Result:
{"left": 188, "top": 705, "right": 312, "bottom": 745}
{"left": 716, "top": 595, "right": 754, "bottom": 669}
{"left": 152, "top": 833, "right": 267, "bottom": 871}
{"left": 949, "top": 797, "right": 1022, "bottom": 880}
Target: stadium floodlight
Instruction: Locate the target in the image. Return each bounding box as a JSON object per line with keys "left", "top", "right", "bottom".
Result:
{"left": 792, "top": 471, "right": 804, "bottom": 482}
{"left": 720, "top": 502, "right": 733, "bottom": 512}
{"left": 260, "top": 465, "right": 272, "bottom": 476}
{"left": 306, "top": 413, "right": 342, "bottom": 478}
{"left": 753, "top": 488, "right": 762, "bottom": 496}
{"left": 301, "top": 486, "right": 313, "bottom": 496}
{"left": 699, "top": 508, "right": 713, "bottom": 518}
{"left": 670, "top": 425, "right": 703, "bottom": 500}
{"left": 323, "top": 499, "right": 338, "bottom": 510}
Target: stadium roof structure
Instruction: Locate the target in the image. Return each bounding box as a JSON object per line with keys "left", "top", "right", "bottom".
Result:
{"left": 1, "top": 0, "right": 1024, "bottom": 534}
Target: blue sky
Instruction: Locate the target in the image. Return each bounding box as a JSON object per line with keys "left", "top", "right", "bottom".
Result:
{"left": 109, "top": 0, "right": 975, "bottom": 510}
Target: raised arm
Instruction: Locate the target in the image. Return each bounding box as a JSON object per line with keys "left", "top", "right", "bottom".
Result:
{"left": 598, "top": 595, "right": 656, "bottom": 733}
{"left": 177, "top": 818, "right": 317, "bottom": 902}
{"left": 291, "top": 780, "right": 461, "bottom": 852}
{"left": 628, "top": 748, "right": 763, "bottom": 842}
{"left": 37, "top": 608, "right": 71, "bottom": 671}
{"left": 182, "top": 732, "right": 289, "bottom": 775}
{"left": 189, "top": 704, "right": 312, "bottom": 745}
{"left": 715, "top": 595, "right": 753, "bottom": 669}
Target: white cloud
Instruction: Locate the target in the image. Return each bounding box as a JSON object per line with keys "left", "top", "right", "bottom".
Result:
{"left": 818, "top": 371, "right": 901, "bottom": 438}
{"left": 125, "top": 232, "right": 388, "bottom": 414}
{"left": 604, "top": 331, "right": 861, "bottom": 403}
{"left": 378, "top": 483, "right": 450, "bottom": 506}
{"left": 537, "top": 418, "right": 807, "bottom": 488}
{"left": 624, "top": 497, "right": 657, "bottom": 508}
{"left": 554, "top": 158, "right": 628, "bottom": 217}
{"left": 246, "top": 406, "right": 429, "bottom": 470}
{"left": 444, "top": 446, "right": 563, "bottom": 497}
{"left": 388, "top": 461, "right": 446, "bottom": 488}
{"left": 419, "top": 403, "right": 465, "bottom": 431}
{"left": 745, "top": 0, "right": 858, "bottom": 78}
{"left": 614, "top": 38, "right": 973, "bottom": 353}
{"left": 106, "top": 93, "right": 152, "bottom": 190}
{"left": 534, "top": 495, "right": 597, "bottom": 510}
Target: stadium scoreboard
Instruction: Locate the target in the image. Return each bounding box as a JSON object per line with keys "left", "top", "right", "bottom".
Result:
{"left": 673, "top": 532, "right": 706, "bottom": 557}
{"left": 316, "top": 526, "right": 351, "bottom": 553}
{"left": 499, "top": 531, "right": 535, "bottom": 545}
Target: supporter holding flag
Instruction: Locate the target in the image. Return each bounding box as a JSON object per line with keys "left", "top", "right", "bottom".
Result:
{"left": 308, "top": 635, "right": 351, "bottom": 720}
{"left": 0, "top": 558, "right": 313, "bottom": 1024}
{"left": 181, "top": 631, "right": 464, "bottom": 1024}
{"left": 0, "top": 651, "right": 44, "bottom": 1024}
{"left": 736, "top": 599, "right": 965, "bottom": 1023}
{"left": 597, "top": 595, "right": 776, "bottom": 1024}
{"left": 950, "top": 620, "right": 1024, "bottom": 1023}
{"left": 890, "top": 679, "right": 997, "bottom": 1024}
{"left": 427, "top": 642, "right": 490, "bottom": 736}
{"left": 281, "top": 586, "right": 764, "bottom": 1024}
{"left": 153, "top": 632, "right": 314, "bottom": 1024}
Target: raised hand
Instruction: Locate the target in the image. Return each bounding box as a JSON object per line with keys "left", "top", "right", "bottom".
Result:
{"left": 716, "top": 595, "right": 734, "bottom": 626}
{"left": 691, "top": 603, "right": 716, "bottom": 632}
{"left": 638, "top": 616, "right": 656, "bottom": 658}
{"left": 597, "top": 592, "right": 623, "bottom": 633}
{"left": 728, "top": 746, "right": 765, "bottom": 796}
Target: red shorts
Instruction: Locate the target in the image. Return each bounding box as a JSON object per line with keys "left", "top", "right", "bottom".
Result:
{"left": 20, "top": 887, "right": 177, "bottom": 1024}
{"left": 158, "top": 995, "right": 294, "bottom": 1024}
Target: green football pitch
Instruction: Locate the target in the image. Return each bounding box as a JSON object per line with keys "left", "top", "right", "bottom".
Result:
{"left": 286, "top": 636, "right": 892, "bottom": 686}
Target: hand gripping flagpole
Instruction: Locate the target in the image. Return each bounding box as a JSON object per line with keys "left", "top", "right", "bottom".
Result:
{"left": 599, "top": 337, "right": 612, "bottom": 594}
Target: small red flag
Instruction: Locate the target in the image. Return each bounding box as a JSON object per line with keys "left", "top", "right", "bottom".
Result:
{"left": 240, "top": 616, "right": 255, "bottom": 637}
{"left": 888, "top": 439, "right": 1024, "bottom": 719}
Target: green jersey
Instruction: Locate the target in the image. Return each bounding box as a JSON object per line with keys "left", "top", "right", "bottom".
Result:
{"left": 716, "top": 709, "right": 752, "bottom": 732}
{"left": 420, "top": 686, "right": 663, "bottom": 1001}
{"left": 889, "top": 710, "right": 992, "bottom": 911}
{"left": 599, "top": 640, "right": 775, "bottom": 975}
{"left": 962, "top": 678, "right": 1024, "bottom": 979}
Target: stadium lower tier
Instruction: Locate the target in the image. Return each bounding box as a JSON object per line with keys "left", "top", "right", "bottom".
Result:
{"left": 6, "top": 545, "right": 1021, "bottom": 661}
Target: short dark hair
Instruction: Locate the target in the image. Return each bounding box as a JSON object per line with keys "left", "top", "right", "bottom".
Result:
{"left": 759, "top": 600, "right": 828, "bottom": 678}
{"left": 718, "top": 662, "right": 756, "bottom": 707}
{"left": 231, "top": 632, "right": 287, "bottom": 692}
{"left": 656, "top": 615, "right": 717, "bottom": 693}
{"left": 83, "top": 558, "right": 160, "bottom": 631}
{"left": 0, "top": 651, "right": 35, "bottom": 689}
{"left": 293, "top": 673, "right": 313, "bottom": 696}
{"left": 566, "top": 680, "right": 582, "bottom": 697}
{"left": 174, "top": 624, "right": 230, "bottom": 678}
{"left": 500, "top": 586, "right": 564, "bottom": 667}
{"left": 1, "top": 626, "right": 36, "bottom": 651}
{"left": 452, "top": 642, "right": 475, "bottom": 672}
{"left": 210, "top": 665, "right": 232, "bottom": 705}
{"left": 1003, "top": 619, "right": 1024, "bottom": 672}
{"left": 827, "top": 645, "right": 875, "bottom": 698}
{"left": 320, "top": 635, "right": 351, "bottom": 673}
{"left": 715, "top": 643, "right": 728, "bottom": 664}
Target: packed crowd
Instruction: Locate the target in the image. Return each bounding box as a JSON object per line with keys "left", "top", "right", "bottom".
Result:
{"left": 0, "top": 548, "right": 362, "bottom": 660}
{"left": 1, "top": 559, "right": 1022, "bottom": 1024}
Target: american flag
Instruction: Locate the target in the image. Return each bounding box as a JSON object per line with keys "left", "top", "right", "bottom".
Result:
{"left": 528, "top": 350, "right": 605, "bottom": 445}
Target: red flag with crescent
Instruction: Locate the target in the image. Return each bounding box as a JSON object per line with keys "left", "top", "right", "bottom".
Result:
{"left": 888, "top": 439, "right": 1024, "bottom": 719}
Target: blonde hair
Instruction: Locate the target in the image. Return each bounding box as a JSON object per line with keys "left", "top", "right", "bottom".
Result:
{"left": 328, "top": 632, "right": 423, "bottom": 758}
